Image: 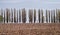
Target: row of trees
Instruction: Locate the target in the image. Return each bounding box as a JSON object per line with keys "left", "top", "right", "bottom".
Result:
{"left": 0, "top": 8, "right": 60, "bottom": 23}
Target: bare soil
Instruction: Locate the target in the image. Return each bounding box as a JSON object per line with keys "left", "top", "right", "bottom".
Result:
{"left": 0, "top": 23, "right": 60, "bottom": 35}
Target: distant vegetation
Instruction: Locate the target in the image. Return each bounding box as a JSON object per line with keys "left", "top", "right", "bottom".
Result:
{"left": 0, "top": 15, "right": 3, "bottom": 22}
{"left": 0, "top": 8, "right": 60, "bottom": 23}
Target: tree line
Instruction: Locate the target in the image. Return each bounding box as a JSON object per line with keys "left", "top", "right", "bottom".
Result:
{"left": 0, "top": 8, "right": 60, "bottom": 23}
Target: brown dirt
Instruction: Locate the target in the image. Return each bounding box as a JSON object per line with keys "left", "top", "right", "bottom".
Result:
{"left": 0, "top": 23, "right": 60, "bottom": 35}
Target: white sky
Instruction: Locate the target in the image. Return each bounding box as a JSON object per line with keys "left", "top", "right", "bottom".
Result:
{"left": 0, "top": 0, "right": 60, "bottom": 9}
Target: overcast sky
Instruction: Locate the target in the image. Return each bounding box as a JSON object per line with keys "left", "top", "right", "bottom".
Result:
{"left": 0, "top": 0, "right": 60, "bottom": 9}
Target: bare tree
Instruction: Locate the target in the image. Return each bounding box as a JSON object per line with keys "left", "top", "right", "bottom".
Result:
{"left": 38, "top": 9, "right": 40, "bottom": 23}
{"left": 6, "top": 8, "right": 10, "bottom": 23}
{"left": 11, "top": 8, "right": 13, "bottom": 22}
{"left": 34, "top": 9, "right": 36, "bottom": 23}
{"left": 41, "top": 9, "right": 44, "bottom": 23}
{"left": 53, "top": 10, "right": 55, "bottom": 23}
{"left": 46, "top": 10, "right": 48, "bottom": 23}
{"left": 49, "top": 11, "right": 50, "bottom": 23}
{"left": 29, "top": 9, "right": 33, "bottom": 23}
{"left": 22, "top": 8, "right": 26, "bottom": 23}
{"left": 19, "top": 9, "right": 21, "bottom": 22}
{"left": 57, "top": 9, "right": 60, "bottom": 23}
